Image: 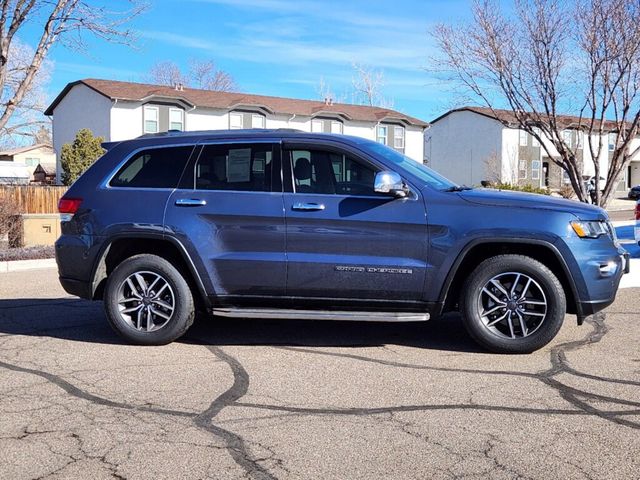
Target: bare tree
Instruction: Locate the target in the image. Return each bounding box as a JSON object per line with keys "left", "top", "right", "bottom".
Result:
{"left": 432, "top": 0, "right": 640, "bottom": 206}
{"left": 0, "top": 1, "right": 144, "bottom": 141}
{"left": 315, "top": 76, "right": 347, "bottom": 104}
{"left": 351, "top": 63, "right": 393, "bottom": 108}
{"left": 148, "top": 61, "right": 187, "bottom": 87}
{"left": 147, "top": 59, "right": 237, "bottom": 92}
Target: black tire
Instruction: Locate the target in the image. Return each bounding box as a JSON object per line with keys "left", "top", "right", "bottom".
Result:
{"left": 104, "top": 254, "right": 195, "bottom": 345}
{"left": 460, "top": 254, "right": 566, "bottom": 354}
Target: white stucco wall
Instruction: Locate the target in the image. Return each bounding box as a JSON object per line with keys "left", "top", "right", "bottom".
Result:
{"left": 51, "top": 84, "right": 112, "bottom": 182}
{"left": 426, "top": 110, "right": 503, "bottom": 185}
{"left": 110, "top": 103, "right": 143, "bottom": 141}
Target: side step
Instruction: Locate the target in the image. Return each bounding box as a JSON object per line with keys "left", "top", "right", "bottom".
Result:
{"left": 212, "top": 308, "right": 429, "bottom": 322}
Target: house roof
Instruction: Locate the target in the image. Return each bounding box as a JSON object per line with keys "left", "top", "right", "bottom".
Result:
{"left": 45, "top": 79, "right": 429, "bottom": 128}
{"left": 0, "top": 143, "right": 54, "bottom": 156}
{"left": 431, "top": 106, "right": 620, "bottom": 131}
{"left": 0, "top": 161, "right": 31, "bottom": 178}
{"left": 34, "top": 163, "right": 56, "bottom": 175}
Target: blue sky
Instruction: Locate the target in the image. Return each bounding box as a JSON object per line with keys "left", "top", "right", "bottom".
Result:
{"left": 43, "top": 0, "right": 473, "bottom": 121}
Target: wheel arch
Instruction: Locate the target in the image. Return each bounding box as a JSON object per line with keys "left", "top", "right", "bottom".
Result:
{"left": 90, "top": 233, "right": 211, "bottom": 310}
{"left": 439, "top": 239, "right": 582, "bottom": 320}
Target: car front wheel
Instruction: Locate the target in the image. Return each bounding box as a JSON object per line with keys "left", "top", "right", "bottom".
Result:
{"left": 104, "top": 254, "right": 195, "bottom": 345}
{"left": 460, "top": 254, "right": 566, "bottom": 354}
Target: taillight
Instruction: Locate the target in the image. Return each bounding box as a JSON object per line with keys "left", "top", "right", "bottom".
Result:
{"left": 635, "top": 202, "right": 640, "bottom": 221}
{"left": 58, "top": 197, "right": 83, "bottom": 214}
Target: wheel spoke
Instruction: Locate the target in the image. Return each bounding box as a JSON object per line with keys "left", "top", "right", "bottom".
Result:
{"left": 136, "top": 307, "right": 143, "bottom": 330}
{"left": 150, "top": 306, "right": 171, "bottom": 320}
{"left": 482, "top": 287, "right": 506, "bottom": 306}
{"left": 146, "top": 308, "right": 153, "bottom": 331}
{"left": 118, "top": 297, "right": 140, "bottom": 305}
{"left": 153, "top": 283, "right": 169, "bottom": 299}
{"left": 126, "top": 278, "right": 142, "bottom": 299}
{"left": 481, "top": 304, "right": 504, "bottom": 316}
{"left": 510, "top": 273, "right": 521, "bottom": 297}
{"left": 506, "top": 315, "right": 516, "bottom": 339}
{"left": 147, "top": 275, "right": 161, "bottom": 295}
{"left": 134, "top": 273, "right": 148, "bottom": 295}
{"left": 522, "top": 311, "right": 546, "bottom": 317}
{"left": 152, "top": 298, "right": 174, "bottom": 311}
{"left": 486, "top": 311, "right": 509, "bottom": 327}
{"left": 121, "top": 304, "right": 143, "bottom": 314}
{"left": 521, "top": 299, "right": 546, "bottom": 306}
{"left": 489, "top": 279, "right": 510, "bottom": 298}
{"left": 520, "top": 278, "right": 532, "bottom": 299}
{"left": 516, "top": 311, "right": 528, "bottom": 336}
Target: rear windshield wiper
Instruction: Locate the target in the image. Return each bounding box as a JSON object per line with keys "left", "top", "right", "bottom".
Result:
{"left": 443, "top": 185, "right": 473, "bottom": 192}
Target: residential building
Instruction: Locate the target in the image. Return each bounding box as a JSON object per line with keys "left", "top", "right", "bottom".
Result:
{"left": 0, "top": 143, "right": 56, "bottom": 170}
{"left": 0, "top": 163, "right": 30, "bottom": 185}
{"left": 45, "top": 79, "right": 428, "bottom": 184}
{"left": 425, "top": 107, "right": 640, "bottom": 193}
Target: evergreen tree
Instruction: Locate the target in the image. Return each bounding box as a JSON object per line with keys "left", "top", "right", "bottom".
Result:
{"left": 61, "top": 129, "right": 105, "bottom": 186}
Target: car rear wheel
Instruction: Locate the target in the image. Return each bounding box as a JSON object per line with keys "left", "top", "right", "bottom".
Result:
{"left": 460, "top": 254, "right": 566, "bottom": 354}
{"left": 104, "top": 254, "right": 195, "bottom": 345}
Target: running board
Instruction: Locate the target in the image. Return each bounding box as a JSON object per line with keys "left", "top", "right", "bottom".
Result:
{"left": 212, "top": 308, "right": 429, "bottom": 322}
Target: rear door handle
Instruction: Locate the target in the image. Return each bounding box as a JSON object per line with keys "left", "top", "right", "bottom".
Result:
{"left": 292, "top": 202, "right": 325, "bottom": 211}
{"left": 175, "top": 198, "right": 207, "bottom": 207}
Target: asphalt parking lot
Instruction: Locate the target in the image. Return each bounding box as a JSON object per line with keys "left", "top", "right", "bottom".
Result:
{"left": 0, "top": 267, "right": 639, "bottom": 480}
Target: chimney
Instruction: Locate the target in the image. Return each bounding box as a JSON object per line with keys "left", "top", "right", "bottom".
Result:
{"left": 174, "top": 83, "right": 184, "bottom": 91}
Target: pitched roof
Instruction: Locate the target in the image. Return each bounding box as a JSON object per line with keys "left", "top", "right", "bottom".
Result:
{"left": 0, "top": 143, "right": 54, "bottom": 156}
{"left": 45, "top": 79, "right": 429, "bottom": 128}
{"left": 431, "top": 106, "right": 619, "bottom": 131}
{"left": 34, "top": 163, "right": 56, "bottom": 175}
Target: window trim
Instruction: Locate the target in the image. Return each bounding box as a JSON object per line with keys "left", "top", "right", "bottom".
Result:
{"left": 330, "top": 121, "right": 343, "bottom": 134}
{"left": 169, "top": 108, "right": 184, "bottom": 131}
{"left": 394, "top": 126, "right": 405, "bottom": 149}
{"left": 519, "top": 130, "right": 528, "bottom": 147}
{"left": 143, "top": 105, "right": 159, "bottom": 134}
{"left": 252, "top": 113, "right": 266, "bottom": 129}
{"left": 519, "top": 160, "right": 527, "bottom": 179}
{"left": 531, "top": 159, "right": 541, "bottom": 181}
{"left": 229, "top": 112, "right": 244, "bottom": 129}
{"left": 376, "top": 125, "right": 388, "bottom": 145}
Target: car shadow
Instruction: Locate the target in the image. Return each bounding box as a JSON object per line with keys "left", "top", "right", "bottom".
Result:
{"left": 0, "top": 297, "right": 485, "bottom": 354}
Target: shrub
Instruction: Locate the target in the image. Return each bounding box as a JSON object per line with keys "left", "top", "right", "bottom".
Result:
{"left": 61, "top": 128, "right": 105, "bottom": 186}
{"left": 492, "top": 182, "right": 551, "bottom": 196}
{"left": 0, "top": 195, "right": 23, "bottom": 248}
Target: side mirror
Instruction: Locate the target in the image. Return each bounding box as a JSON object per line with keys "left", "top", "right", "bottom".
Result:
{"left": 374, "top": 171, "right": 407, "bottom": 197}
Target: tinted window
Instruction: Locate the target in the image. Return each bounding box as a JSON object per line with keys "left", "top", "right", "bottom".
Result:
{"left": 194, "top": 144, "right": 274, "bottom": 192}
{"left": 110, "top": 146, "right": 193, "bottom": 188}
{"left": 290, "top": 149, "right": 380, "bottom": 196}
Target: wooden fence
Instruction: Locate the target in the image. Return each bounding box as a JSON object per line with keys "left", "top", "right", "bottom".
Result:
{"left": 0, "top": 186, "right": 68, "bottom": 214}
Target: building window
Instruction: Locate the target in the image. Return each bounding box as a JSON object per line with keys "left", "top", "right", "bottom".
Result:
{"left": 562, "top": 130, "right": 572, "bottom": 148}
{"left": 608, "top": 132, "right": 616, "bottom": 151}
{"left": 331, "top": 121, "right": 343, "bottom": 134}
{"left": 24, "top": 157, "right": 39, "bottom": 167}
{"left": 531, "top": 160, "right": 541, "bottom": 181}
{"left": 377, "top": 125, "right": 388, "bottom": 145}
{"left": 519, "top": 130, "right": 528, "bottom": 146}
{"left": 519, "top": 160, "right": 527, "bottom": 179}
{"left": 169, "top": 108, "right": 184, "bottom": 131}
{"left": 252, "top": 114, "right": 265, "bottom": 129}
{"left": 576, "top": 132, "right": 583, "bottom": 149}
{"left": 312, "top": 120, "right": 323, "bottom": 133}
{"left": 532, "top": 127, "right": 540, "bottom": 147}
{"left": 394, "top": 126, "right": 405, "bottom": 149}
{"left": 229, "top": 112, "right": 243, "bottom": 129}
{"left": 144, "top": 106, "right": 159, "bottom": 133}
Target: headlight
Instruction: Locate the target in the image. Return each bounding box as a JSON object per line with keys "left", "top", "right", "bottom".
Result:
{"left": 570, "top": 220, "right": 609, "bottom": 239}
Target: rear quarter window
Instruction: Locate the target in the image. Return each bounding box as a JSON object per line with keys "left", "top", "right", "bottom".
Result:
{"left": 110, "top": 146, "right": 194, "bottom": 188}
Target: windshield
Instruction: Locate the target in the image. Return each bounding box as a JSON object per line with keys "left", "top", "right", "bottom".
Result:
{"left": 363, "top": 142, "right": 458, "bottom": 190}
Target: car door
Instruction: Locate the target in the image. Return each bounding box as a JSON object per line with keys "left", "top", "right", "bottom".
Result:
{"left": 282, "top": 141, "right": 428, "bottom": 304}
{"left": 164, "top": 140, "right": 286, "bottom": 301}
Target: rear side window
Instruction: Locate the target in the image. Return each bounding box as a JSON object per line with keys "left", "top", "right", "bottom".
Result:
{"left": 194, "top": 143, "right": 274, "bottom": 192}
{"left": 110, "top": 146, "right": 193, "bottom": 188}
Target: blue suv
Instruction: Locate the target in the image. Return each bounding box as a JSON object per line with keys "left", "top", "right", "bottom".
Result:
{"left": 55, "top": 130, "right": 629, "bottom": 353}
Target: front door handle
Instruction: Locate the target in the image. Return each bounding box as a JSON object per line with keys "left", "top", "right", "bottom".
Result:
{"left": 292, "top": 202, "right": 325, "bottom": 211}
{"left": 175, "top": 198, "right": 207, "bottom": 207}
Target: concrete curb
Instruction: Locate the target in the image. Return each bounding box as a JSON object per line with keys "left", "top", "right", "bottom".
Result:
{"left": 0, "top": 258, "right": 56, "bottom": 273}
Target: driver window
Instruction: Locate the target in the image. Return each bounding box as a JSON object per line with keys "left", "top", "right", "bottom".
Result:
{"left": 289, "top": 149, "right": 381, "bottom": 196}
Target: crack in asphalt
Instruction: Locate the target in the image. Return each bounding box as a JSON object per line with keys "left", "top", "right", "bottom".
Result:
{"left": 1, "top": 308, "right": 638, "bottom": 480}
{"left": 193, "top": 346, "right": 278, "bottom": 480}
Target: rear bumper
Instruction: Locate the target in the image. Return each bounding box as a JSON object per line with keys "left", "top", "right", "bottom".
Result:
{"left": 59, "top": 276, "right": 93, "bottom": 300}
